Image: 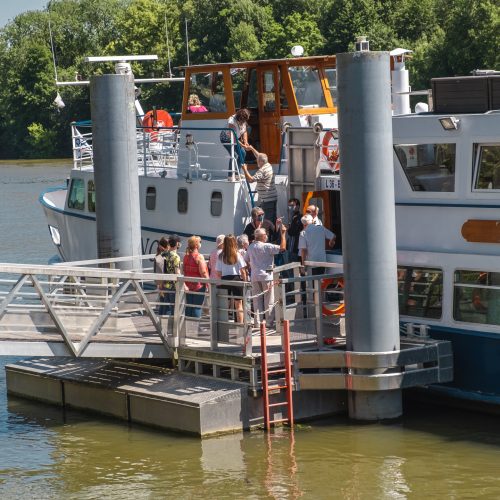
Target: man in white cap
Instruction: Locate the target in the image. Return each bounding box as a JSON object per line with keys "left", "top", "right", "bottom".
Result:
{"left": 298, "top": 214, "right": 335, "bottom": 275}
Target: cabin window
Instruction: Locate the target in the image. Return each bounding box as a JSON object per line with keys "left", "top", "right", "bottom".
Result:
{"left": 146, "top": 186, "right": 156, "bottom": 210}
{"left": 398, "top": 266, "right": 443, "bottom": 319}
{"left": 210, "top": 191, "right": 223, "bottom": 216}
{"left": 178, "top": 188, "right": 188, "bottom": 213}
{"left": 279, "top": 67, "right": 289, "bottom": 110}
{"left": 325, "top": 68, "right": 337, "bottom": 106}
{"left": 473, "top": 145, "right": 500, "bottom": 190}
{"left": 188, "top": 71, "right": 226, "bottom": 113}
{"left": 289, "top": 66, "right": 326, "bottom": 109}
{"left": 247, "top": 69, "right": 258, "bottom": 108}
{"left": 262, "top": 70, "right": 277, "bottom": 112}
{"left": 87, "top": 180, "right": 96, "bottom": 213}
{"left": 453, "top": 270, "right": 500, "bottom": 326}
{"left": 231, "top": 68, "right": 247, "bottom": 109}
{"left": 394, "top": 143, "right": 456, "bottom": 192}
{"left": 68, "top": 178, "right": 85, "bottom": 210}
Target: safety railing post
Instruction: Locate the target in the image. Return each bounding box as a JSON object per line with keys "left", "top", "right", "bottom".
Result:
{"left": 242, "top": 282, "right": 252, "bottom": 356}
{"left": 173, "top": 278, "right": 185, "bottom": 347}
{"left": 314, "top": 277, "right": 324, "bottom": 348}
{"left": 273, "top": 270, "right": 283, "bottom": 338}
{"left": 209, "top": 283, "right": 218, "bottom": 350}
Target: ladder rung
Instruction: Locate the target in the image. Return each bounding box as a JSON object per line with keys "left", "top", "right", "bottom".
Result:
{"left": 269, "top": 418, "right": 290, "bottom": 425}
{"left": 269, "top": 401, "right": 288, "bottom": 408}
{"left": 268, "top": 384, "right": 287, "bottom": 391}
{"left": 267, "top": 368, "right": 286, "bottom": 375}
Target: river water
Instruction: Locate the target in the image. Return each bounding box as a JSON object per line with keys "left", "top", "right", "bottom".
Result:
{"left": 1, "top": 161, "right": 500, "bottom": 499}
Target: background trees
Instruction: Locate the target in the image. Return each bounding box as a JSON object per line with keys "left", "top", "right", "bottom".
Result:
{"left": 0, "top": 0, "right": 497, "bottom": 159}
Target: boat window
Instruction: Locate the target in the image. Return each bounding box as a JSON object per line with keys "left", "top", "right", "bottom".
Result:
{"left": 262, "top": 70, "right": 276, "bottom": 112}
{"left": 87, "top": 180, "right": 95, "bottom": 213}
{"left": 210, "top": 191, "right": 223, "bottom": 216}
{"left": 325, "top": 67, "right": 337, "bottom": 106}
{"left": 247, "top": 69, "right": 258, "bottom": 108}
{"left": 454, "top": 270, "right": 500, "bottom": 326}
{"left": 289, "top": 66, "right": 326, "bottom": 109}
{"left": 473, "top": 145, "right": 500, "bottom": 190}
{"left": 146, "top": 186, "right": 156, "bottom": 211}
{"left": 394, "top": 143, "right": 456, "bottom": 192}
{"left": 187, "top": 71, "right": 226, "bottom": 113}
{"left": 68, "top": 178, "right": 85, "bottom": 210}
{"left": 178, "top": 188, "right": 188, "bottom": 213}
{"left": 279, "top": 67, "right": 289, "bottom": 110}
{"left": 398, "top": 266, "right": 443, "bottom": 319}
{"left": 231, "top": 68, "right": 247, "bottom": 109}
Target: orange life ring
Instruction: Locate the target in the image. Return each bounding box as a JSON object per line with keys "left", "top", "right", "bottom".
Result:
{"left": 142, "top": 109, "right": 173, "bottom": 141}
{"left": 321, "top": 277, "right": 345, "bottom": 316}
{"left": 321, "top": 130, "right": 340, "bottom": 173}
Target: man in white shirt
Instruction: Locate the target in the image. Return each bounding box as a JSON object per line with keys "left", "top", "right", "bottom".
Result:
{"left": 245, "top": 225, "right": 286, "bottom": 328}
{"left": 241, "top": 151, "right": 278, "bottom": 223}
{"left": 298, "top": 214, "right": 335, "bottom": 275}
{"left": 306, "top": 204, "right": 323, "bottom": 225}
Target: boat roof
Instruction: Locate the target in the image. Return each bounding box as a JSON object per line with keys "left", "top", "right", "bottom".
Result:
{"left": 179, "top": 55, "right": 337, "bottom": 71}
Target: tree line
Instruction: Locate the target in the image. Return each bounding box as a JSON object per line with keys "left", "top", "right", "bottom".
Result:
{"left": 0, "top": 0, "right": 497, "bottom": 159}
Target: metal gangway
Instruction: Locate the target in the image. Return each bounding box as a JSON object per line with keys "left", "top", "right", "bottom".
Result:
{"left": 0, "top": 256, "right": 452, "bottom": 395}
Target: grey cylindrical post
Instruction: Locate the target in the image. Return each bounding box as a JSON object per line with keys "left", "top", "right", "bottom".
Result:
{"left": 337, "top": 51, "right": 401, "bottom": 420}
{"left": 90, "top": 74, "right": 142, "bottom": 270}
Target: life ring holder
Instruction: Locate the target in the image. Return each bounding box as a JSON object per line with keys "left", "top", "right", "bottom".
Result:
{"left": 321, "top": 277, "right": 345, "bottom": 316}
{"left": 321, "top": 129, "right": 340, "bottom": 173}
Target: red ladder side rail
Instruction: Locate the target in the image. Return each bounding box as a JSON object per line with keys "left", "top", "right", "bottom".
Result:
{"left": 260, "top": 320, "right": 294, "bottom": 430}
{"left": 260, "top": 321, "right": 271, "bottom": 431}
{"left": 283, "top": 319, "right": 294, "bottom": 427}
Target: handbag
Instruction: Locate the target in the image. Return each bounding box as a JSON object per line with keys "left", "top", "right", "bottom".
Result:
{"left": 219, "top": 129, "right": 232, "bottom": 143}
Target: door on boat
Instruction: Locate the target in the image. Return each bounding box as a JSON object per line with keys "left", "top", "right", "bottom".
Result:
{"left": 303, "top": 190, "right": 342, "bottom": 250}
{"left": 257, "top": 66, "right": 282, "bottom": 164}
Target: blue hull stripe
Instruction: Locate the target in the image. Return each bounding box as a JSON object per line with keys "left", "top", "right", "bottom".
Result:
{"left": 39, "top": 187, "right": 216, "bottom": 241}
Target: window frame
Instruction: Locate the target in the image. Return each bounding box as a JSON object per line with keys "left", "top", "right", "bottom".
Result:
{"left": 146, "top": 186, "right": 156, "bottom": 211}
{"left": 393, "top": 142, "right": 457, "bottom": 194}
{"left": 472, "top": 143, "right": 500, "bottom": 192}
{"left": 177, "top": 188, "right": 188, "bottom": 214}
{"left": 87, "top": 180, "right": 96, "bottom": 213}
{"left": 398, "top": 265, "right": 443, "bottom": 320}
{"left": 210, "top": 191, "right": 223, "bottom": 217}
{"left": 67, "top": 178, "right": 85, "bottom": 211}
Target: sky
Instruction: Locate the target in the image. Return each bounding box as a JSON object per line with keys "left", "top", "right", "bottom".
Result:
{"left": 0, "top": 0, "right": 48, "bottom": 27}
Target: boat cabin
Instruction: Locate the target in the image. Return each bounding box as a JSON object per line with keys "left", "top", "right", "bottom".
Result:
{"left": 180, "top": 56, "right": 338, "bottom": 164}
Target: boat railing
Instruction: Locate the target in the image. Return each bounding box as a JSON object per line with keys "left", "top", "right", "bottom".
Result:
{"left": 0, "top": 256, "right": 342, "bottom": 358}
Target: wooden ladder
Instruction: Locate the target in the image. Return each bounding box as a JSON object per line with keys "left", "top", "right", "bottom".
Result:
{"left": 260, "top": 319, "right": 294, "bottom": 430}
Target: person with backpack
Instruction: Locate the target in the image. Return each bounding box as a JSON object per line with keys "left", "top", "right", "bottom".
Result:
{"left": 158, "top": 235, "right": 181, "bottom": 316}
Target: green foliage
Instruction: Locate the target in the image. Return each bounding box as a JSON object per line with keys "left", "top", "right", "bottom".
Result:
{"left": 26, "top": 122, "right": 58, "bottom": 158}
{"left": 0, "top": 0, "right": 497, "bottom": 159}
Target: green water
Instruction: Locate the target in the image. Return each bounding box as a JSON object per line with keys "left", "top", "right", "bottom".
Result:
{"left": 1, "top": 162, "right": 500, "bottom": 499}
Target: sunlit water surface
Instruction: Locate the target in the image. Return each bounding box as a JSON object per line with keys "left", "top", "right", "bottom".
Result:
{"left": 0, "top": 161, "right": 500, "bottom": 499}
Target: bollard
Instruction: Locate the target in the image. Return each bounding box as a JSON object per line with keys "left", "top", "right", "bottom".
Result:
{"left": 337, "top": 51, "right": 402, "bottom": 420}
{"left": 90, "top": 74, "right": 142, "bottom": 270}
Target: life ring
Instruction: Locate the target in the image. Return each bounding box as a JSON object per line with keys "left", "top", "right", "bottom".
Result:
{"left": 321, "top": 277, "right": 345, "bottom": 316}
{"left": 142, "top": 109, "right": 173, "bottom": 141}
{"left": 321, "top": 130, "right": 340, "bottom": 172}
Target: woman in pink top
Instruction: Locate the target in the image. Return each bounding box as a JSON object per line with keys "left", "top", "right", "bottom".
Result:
{"left": 183, "top": 235, "right": 209, "bottom": 318}
{"left": 187, "top": 94, "right": 208, "bottom": 113}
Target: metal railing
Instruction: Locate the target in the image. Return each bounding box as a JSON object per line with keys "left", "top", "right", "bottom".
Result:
{"left": 0, "top": 256, "right": 344, "bottom": 358}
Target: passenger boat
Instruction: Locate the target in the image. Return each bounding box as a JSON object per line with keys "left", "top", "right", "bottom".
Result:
{"left": 40, "top": 50, "right": 500, "bottom": 409}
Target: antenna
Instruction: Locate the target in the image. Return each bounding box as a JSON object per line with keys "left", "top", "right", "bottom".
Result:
{"left": 48, "top": 15, "right": 58, "bottom": 82}
{"left": 185, "top": 18, "right": 190, "bottom": 66}
{"left": 164, "top": 11, "right": 173, "bottom": 78}
{"left": 56, "top": 55, "right": 183, "bottom": 87}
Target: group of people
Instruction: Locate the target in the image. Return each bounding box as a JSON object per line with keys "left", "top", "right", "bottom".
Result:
{"left": 154, "top": 200, "right": 336, "bottom": 326}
